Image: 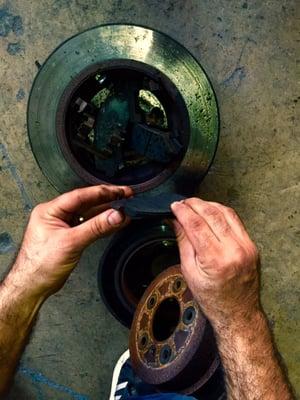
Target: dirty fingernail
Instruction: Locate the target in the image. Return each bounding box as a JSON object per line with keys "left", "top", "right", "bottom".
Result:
{"left": 108, "top": 210, "right": 125, "bottom": 226}
{"left": 171, "top": 201, "right": 184, "bottom": 209}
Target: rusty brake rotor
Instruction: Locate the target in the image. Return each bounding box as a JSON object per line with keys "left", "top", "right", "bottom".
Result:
{"left": 129, "top": 265, "right": 220, "bottom": 395}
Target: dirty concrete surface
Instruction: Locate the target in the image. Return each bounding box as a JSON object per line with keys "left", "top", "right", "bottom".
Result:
{"left": 0, "top": 0, "right": 299, "bottom": 398}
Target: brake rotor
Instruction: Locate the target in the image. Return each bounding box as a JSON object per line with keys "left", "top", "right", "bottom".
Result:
{"left": 98, "top": 220, "right": 180, "bottom": 328}
{"left": 27, "top": 24, "right": 219, "bottom": 194}
{"left": 129, "top": 265, "right": 221, "bottom": 395}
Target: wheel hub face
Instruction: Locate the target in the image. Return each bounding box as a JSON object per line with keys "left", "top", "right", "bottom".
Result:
{"left": 129, "top": 266, "right": 220, "bottom": 394}
{"left": 28, "top": 24, "right": 219, "bottom": 194}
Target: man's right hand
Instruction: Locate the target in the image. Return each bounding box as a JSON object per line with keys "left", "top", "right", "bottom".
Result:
{"left": 171, "top": 198, "right": 260, "bottom": 327}
{"left": 171, "top": 198, "right": 294, "bottom": 400}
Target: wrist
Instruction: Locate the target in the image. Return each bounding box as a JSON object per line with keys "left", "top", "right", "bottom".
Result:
{"left": 211, "top": 308, "right": 269, "bottom": 350}
{"left": 1, "top": 276, "right": 44, "bottom": 330}
{"left": 3, "top": 266, "right": 47, "bottom": 320}
{"left": 209, "top": 304, "right": 264, "bottom": 335}
{"left": 10, "top": 249, "right": 55, "bottom": 301}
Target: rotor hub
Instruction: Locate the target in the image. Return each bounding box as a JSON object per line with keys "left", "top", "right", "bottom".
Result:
{"left": 57, "top": 60, "right": 190, "bottom": 188}
{"left": 129, "top": 265, "right": 220, "bottom": 394}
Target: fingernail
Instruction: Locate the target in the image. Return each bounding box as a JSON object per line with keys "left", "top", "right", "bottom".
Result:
{"left": 171, "top": 201, "right": 184, "bottom": 209}
{"left": 108, "top": 210, "right": 125, "bottom": 226}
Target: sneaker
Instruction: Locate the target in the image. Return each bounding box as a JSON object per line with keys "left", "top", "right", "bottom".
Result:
{"left": 109, "top": 349, "right": 157, "bottom": 400}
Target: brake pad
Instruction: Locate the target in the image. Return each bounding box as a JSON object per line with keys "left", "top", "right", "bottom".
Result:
{"left": 111, "top": 193, "right": 186, "bottom": 219}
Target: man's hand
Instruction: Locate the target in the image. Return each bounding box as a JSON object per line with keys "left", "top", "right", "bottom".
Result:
{"left": 171, "top": 197, "right": 259, "bottom": 326}
{"left": 0, "top": 185, "right": 133, "bottom": 398}
{"left": 0, "top": 184, "right": 133, "bottom": 395}
{"left": 171, "top": 198, "right": 294, "bottom": 400}
{"left": 8, "top": 184, "right": 133, "bottom": 300}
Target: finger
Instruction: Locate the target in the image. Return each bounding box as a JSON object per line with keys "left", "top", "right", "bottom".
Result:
{"left": 172, "top": 220, "right": 196, "bottom": 264}
{"left": 208, "top": 202, "right": 252, "bottom": 241}
{"left": 184, "top": 199, "right": 257, "bottom": 261}
{"left": 172, "top": 220, "right": 206, "bottom": 290}
{"left": 48, "top": 185, "right": 133, "bottom": 221}
{"left": 171, "top": 201, "right": 220, "bottom": 254}
{"left": 71, "top": 208, "right": 130, "bottom": 249}
{"left": 81, "top": 202, "right": 113, "bottom": 220}
{"left": 70, "top": 202, "right": 113, "bottom": 226}
{"left": 184, "top": 198, "right": 234, "bottom": 242}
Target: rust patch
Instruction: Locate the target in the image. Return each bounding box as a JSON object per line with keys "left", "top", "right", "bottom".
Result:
{"left": 140, "top": 312, "right": 149, "bottom": 329}
{"left": 158, "top": 280, "right": 170, "bottom": 295}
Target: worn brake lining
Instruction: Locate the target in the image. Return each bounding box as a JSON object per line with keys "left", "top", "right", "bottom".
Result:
{"left": 111, "top": 193, "right": 185, "bottom": 219}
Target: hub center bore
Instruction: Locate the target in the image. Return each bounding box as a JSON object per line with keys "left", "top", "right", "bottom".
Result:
{"left": 152, "top": 297, "right": 181, "bottom": 342}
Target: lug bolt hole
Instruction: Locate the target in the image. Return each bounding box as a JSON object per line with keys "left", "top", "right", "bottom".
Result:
{"left": 159, "top": 345, "right": 172, "bottom": 364}
{"left": 147, "top": 294, "right": 157, "bottom": 309}
{"left": 173, "top": 278, "right": 184, "bottom": 293}
{"left": 139, "top": 333, "right": 149, "bottom": 349}
{"left": 183, "top": 306, "right": 196, "bottom": 325}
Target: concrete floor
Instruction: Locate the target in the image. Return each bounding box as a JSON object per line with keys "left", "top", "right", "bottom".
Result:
{"left": 0, "top": 0, "right": 299, "bottom": 398}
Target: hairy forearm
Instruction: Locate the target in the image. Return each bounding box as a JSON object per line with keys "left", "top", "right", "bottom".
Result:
{"left": 212, "top": 310, "right": 294, "bottom": 400}
{"left": 0, "top": 264, "right": 44, "bottom": 396}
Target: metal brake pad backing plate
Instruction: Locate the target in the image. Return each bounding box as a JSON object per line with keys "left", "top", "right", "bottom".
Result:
{"left": 27, "top": 24, "right": 219, "bottom": 195}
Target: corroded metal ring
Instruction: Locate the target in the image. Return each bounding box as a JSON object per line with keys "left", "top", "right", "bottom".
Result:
{"left": 129, "top": 265, "right": 220, "bottom": 394}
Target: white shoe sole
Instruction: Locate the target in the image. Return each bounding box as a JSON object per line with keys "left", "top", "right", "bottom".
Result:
{"left": 109, "top": 349, "right": 130, "bottom": 400}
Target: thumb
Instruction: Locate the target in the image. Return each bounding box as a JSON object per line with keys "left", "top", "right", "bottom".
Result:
{"left": 71, "top": 209, "right": 129, "bottom": 249}
{"left": 172, "top": 220, "right": 196, "bottom": 270}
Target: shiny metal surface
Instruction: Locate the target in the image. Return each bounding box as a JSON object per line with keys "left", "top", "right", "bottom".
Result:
{"left": 27, "top": 24, "right": 219, "bottom": 194}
